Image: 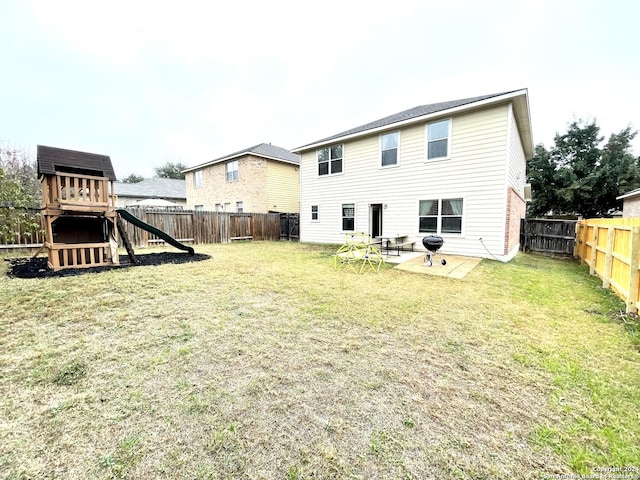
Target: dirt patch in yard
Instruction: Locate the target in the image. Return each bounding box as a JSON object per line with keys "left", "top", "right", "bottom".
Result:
{"left": 5, "top": 252, "right": 211, "bottom": 278}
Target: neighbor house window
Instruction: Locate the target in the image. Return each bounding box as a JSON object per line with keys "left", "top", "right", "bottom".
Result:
{"left": 194, "top": 204, "right": 204, "bottom": 211}
{"left": 342, "top": 203, "right": 355, "bottom": 231}
{"left": 226, "top": 160, "right": 238, "bottom": 182}
{"left": 311, "top": 205, "right": 319, "bottom": 221}
{"left": 236, "top": 201, "right": 244, "bottom": 213}
{"left": 318, "top": 145, "right": 343, "bottom": 176}
{"left": 426, "top": 119, "right": 451, "bottom": 159}
{"left": 381, "top": 132, "right": 399, "bottom": 167}
{"left": 193, "top": 170, "right": 203, "bottom": 188}
{"left": 215, "top": 203, "right": 223, "bottom": 212}
{"left": 224, "top": 202, "right": 231, "bottom": 212}
{"left": 419, "top": 198, "right": 463, "bottom": 234}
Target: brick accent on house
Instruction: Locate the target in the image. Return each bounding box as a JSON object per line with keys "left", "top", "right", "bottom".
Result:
{"left": 505, "top": 187, "right": 526, "bottom": 254}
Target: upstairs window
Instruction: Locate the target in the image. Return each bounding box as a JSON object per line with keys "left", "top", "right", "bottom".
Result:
{"left": 318, "top": 145, "right": 343, "bottom": 176}
{"left": 193, "top": 170, "right": 203, "bottom": 188}
{"left": 342, "top": 203, "right": 355, "bottom": 231}
{"left": 419, "top": 198, "right": 463, "bottom": 234}
{"left": 226, "top": 160, "right": 239, "bottom": 182}
{"left": 427, "top": 119, "right": 451, "bottom": 160}
{"left": 381, "top": 132, "right": 399, "bottom": 167}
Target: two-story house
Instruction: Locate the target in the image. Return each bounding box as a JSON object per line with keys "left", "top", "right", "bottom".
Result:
{"left": 183, "top": 143, "right": 300, "bottom": 213}
{"left": 291, "top": 89, "right": 533, "bottom": 261}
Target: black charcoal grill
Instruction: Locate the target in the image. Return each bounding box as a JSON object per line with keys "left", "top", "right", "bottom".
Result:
{"left": 422, "top": 235, "right": 446, "bottom": 267}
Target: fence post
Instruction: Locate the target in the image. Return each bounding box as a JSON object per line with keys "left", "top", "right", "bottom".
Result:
{"left": 589, "top": 226, "right": 598, "bottom": 276}
{"left": 626, "top": 226, "right": 640, "bottom": 314}
{"left": 602, "top": 227, "right": 615, "bottom": 289}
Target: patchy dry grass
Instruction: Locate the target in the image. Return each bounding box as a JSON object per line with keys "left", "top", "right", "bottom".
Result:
{"left": 1, "top": 243, "right": 639, "bottom": 479}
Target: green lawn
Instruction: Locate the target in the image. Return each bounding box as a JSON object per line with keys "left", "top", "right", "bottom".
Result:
{"left": 1, "top": 242, "right": 638, "bottom": 479}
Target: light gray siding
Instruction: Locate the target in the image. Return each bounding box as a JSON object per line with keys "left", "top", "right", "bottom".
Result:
{"left": 622, "top": 197, "right": 640, "bottom": 217}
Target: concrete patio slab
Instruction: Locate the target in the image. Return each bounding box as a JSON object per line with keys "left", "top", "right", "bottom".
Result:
{"left": 392, "top": 252, "right": 482, "bottom": 279}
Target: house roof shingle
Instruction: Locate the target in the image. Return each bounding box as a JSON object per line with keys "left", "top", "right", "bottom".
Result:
{"left": 183, "top": 143, "right": 300, "bottom": 173}
{"left": 114, "top": 177, "right": 186, "bottom": 200}
{"left": 37, "top": 145, "right": 117, "bottom": 180}
{"left": 293, "top": 89, "right": 531, "bottom": 154}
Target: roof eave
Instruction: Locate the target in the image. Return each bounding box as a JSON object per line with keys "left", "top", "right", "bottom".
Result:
{"left": 292, "top": 89, "right": 531, "bottom": 154}
{"left": 511, "top": 91, "right": 534, "bottom": 159}
{"left": 183, "top": 152, "right": 299, "bottom": 172}
{"left": 617, "top": 189, "right": 640, "bottom": 201}
{"left": 120, "top": 193, "right": 186, "bottom": 199}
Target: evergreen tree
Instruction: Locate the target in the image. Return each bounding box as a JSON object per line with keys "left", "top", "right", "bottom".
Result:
{"left": 527, "top": 144, "right": 564, "bottom": 217}
{"left": 597, "top": 127, "right": 640, "bottom": 214}
{"left": 550, "top": 120, "right": 603, "bottom": 218}
{"left": 526, "top": 120, "right": 640, "bottom": 218}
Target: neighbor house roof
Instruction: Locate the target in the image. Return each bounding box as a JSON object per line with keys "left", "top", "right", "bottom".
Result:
{"left": 114, "top": 177, "right": 186, "bottom": 200}
{"left": 292, "top": 89, "right": 533, "bottom": 158}
{"left": 37, "top": 145, "right": 117, "bottom": 180}
{"left": 183, "top": 143, "right": 300, "bottom": 173}
{"left": 617, "top": 188, "right": 640, "bottom": 201}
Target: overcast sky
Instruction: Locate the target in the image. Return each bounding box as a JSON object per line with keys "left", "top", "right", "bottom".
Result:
{"left": 1, "top": 0, "right": 638, "bottom": 178}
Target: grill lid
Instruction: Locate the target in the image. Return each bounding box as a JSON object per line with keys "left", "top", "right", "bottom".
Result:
{"left": 422, "top": 235, "right": 444, "bottom": 251}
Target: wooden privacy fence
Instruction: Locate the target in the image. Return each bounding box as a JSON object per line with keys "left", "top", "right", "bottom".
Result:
{"left": 575, "top": 218, "right": 640, "bottom": 313}
{"left": 118, "top": 209, "right": 282, "bottom": 247}
{"left": 0, "top": 208, "right": 287, "bottom": 249}
{"left": 520, "top": 218, "right": 578, "bottom": 256}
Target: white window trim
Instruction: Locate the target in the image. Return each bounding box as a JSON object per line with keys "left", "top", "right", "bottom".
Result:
{"left": 193, "top": 170, "right": 203, "bottom": 188}
{"left": 380, "top": 131, "right": 400, "bottom": 168}
{"left": 418, "top": 197, "right": 465, "bottom": 236}
{"left": 341, "top": 202, "right": 356, "bottom": 232}
{"left": 226, "top": 160, "right": 239, "bottom": 182}
{"left": 317, "top": 144, "right": 345, "bottom": 177}
{"left": 311, "top": 204, "right": 319, "bottom": 222}
{"left": 425, "top": 118, "right": 452, "bottom": 161}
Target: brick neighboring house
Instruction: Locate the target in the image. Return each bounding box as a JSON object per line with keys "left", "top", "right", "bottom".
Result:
{"left": 183, "top": 143, "right": 300, "bottom": 213}
{"left": 113, "top": 178, "right": 187, "bottom": 208}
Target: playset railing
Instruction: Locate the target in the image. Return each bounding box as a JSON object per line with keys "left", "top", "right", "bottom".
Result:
{"left": 46, "top": 242, "right": 117, "bottom": 271}
{"left": 41, "top": 173, "right": 114, "bottom": 210}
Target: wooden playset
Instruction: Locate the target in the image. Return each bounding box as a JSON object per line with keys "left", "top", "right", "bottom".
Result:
{"left": 37, "top": 145, "right": 120, "bottom": 271}
{"left": 37, "top": 145, "right": 194, "bottom": 272}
